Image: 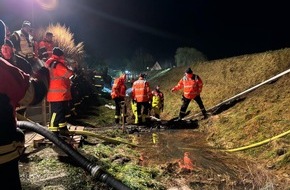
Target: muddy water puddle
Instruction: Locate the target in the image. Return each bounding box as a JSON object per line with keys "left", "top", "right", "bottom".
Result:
{"left": 132, "top": 129, "right": 255, "bottom": 181}
{"left": 133, "top": 129, "right": 216, "bottom": 167}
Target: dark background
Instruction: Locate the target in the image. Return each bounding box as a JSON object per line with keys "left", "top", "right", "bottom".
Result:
{"left": 1, "top": 0, "right": 289, "bottom": 62}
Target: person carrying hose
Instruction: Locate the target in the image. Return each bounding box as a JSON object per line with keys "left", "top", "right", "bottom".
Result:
{"left": 0, "top": 19, "right": 49, "bottom": 190}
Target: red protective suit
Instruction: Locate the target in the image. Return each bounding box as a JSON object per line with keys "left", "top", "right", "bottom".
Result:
{"left": 45, "top": 55, "right": 73, "bottom": 102}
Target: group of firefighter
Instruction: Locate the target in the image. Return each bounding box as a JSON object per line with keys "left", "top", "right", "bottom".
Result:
{"left": 1, "top": 20, "right": 94, "bottom": 136}
{"left": 0, "top": 19, "right": 96, "bottom": 189}
{"left": 111, "top": 67, "right": 208, "bottom": 126}
{"left": 0, "top": 18, "right": 208, "bottom": 189}
{"left": 111, "top": 73, "right": 165, "bottom": 125}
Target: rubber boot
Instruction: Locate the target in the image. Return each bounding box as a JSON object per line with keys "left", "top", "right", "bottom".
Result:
{"left": 137, "top": 115, "right": 142, "bottom": 125}
{"left": 59, "top": 126, "right": 70, "bottom": 137}
{"left": 175, "top": 112, "right": 185, "bottom": 121}
{"left": 145, "top": 117, "right": 151, "bottom": 127}
{"left": 201, "top": 109, "right": 208, "bottom": 120}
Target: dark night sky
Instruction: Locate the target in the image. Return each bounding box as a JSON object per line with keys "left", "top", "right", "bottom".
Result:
{"left": 1, "top": 0, "right": 290, "bottom": 62}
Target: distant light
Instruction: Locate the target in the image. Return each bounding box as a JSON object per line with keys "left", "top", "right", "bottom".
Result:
{"left": 35, "top": 0, "right": 59, "bottom": 11}
{"left": 125, "top": 70, "right": 130, "bottom": 74}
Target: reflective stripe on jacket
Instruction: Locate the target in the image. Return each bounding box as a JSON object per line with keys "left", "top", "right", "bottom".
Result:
{"left": 0, "top": 141, "right": 24, "bottom": 164}
{"left": 132, "top": 77, "right": 151, "bottom": 102}
{"left": 38, "top": 40, "right": 54, "bottom": 58}
{"left": 13, "top": 30, "right": 34, "bottom": 57}
{"left": 111, "top": 77, "right": 126, "bottom": 99}
{"left": 172, "top": 74, "right": 203, "bottom": 99}
{"left": 45, "top": 55, "right": 73, "bottom": 102}
{"left": 152, "top": 90, "right": 164, "bottom": 108}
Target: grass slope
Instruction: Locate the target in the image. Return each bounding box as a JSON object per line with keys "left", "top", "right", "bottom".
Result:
{"left": 149, "top": 48, "right": 290, "bottom": 176}
{"left": 21, "top": 48, "right": 290, "bottom": 190}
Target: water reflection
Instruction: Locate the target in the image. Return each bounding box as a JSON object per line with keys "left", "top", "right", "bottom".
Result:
{"left": 134, "top": 129, "right": 209, "bottom": 166}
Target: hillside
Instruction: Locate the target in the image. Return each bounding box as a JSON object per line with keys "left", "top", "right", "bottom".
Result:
{"left": 148, "top": 48, "right": 290, "bottom": 184}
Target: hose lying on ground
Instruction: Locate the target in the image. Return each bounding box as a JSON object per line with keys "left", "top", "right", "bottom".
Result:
{"left": 17, "top": 121, "right": 131, "bottom": 190}
{"left": 17, "top": 113, "right": 138, "bottom": 147}
{"left": 69, "top": 130, "right": 139, "bottom": 147}
{"left": 224, "top": 129, "right": 290, "bottom": 152}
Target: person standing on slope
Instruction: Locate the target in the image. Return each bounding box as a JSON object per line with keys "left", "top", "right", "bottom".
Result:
{"left": 171, "top": 67, "right": 207, "bottom": 120}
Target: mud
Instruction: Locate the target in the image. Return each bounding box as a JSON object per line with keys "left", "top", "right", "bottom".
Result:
{"left": 129, "top": 129, "right": 282, "bottom": 189}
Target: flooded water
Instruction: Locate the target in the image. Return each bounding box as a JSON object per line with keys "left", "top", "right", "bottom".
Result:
{"left": 132, "top": 128, "right": 244, "bottom": 179}
{"left": 133, "top": 129, "right": 212, "bottom": 167}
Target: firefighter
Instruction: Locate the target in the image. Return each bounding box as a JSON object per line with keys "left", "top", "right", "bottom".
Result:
{"left": 151, "top": 85, "right": 164, "bottom": 119}
{"left": 38, "top": 32, "right": 55, "bottom": 61}
{"left": 10, "top": 20, "right": 35, "bottom": 74}
{"left": 131, "top": 73, "right": 152, "bottom": 125}
{"left": 45, "top": 47, "right": 74, "bottom": 136}
{"left": 111, "top": 73, "right": 127, "bottom": 124}
{"left": 171, "top": 67, "right": 207, "bottom": 120}
{"left": 0, "top": 19, "right": 49, "bottom": 189}
{"left": 1, "top": 39, "right": 33, "bottom": 75}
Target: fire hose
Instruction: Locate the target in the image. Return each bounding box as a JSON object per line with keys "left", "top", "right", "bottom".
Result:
{"left": 17, "top": 121, "right": 131, "bottom": 190}
{"left": 224, "top": 129, "right": 290, "bottom": 152}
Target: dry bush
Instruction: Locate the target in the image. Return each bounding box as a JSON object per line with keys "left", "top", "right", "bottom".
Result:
{"left": 36, "top": 23, "right": 85, "bottom": 68}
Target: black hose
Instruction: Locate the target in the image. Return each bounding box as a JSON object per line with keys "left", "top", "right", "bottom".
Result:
{"left": 17, "top": 121, "right": 131, "bottom": 190}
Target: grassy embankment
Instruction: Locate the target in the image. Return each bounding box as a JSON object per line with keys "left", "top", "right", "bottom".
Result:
{"left": 149, "top": 48, "right": 290, "bottom": 168}
{"left": 21, "top": 48, "right": 290, "bottom": 190}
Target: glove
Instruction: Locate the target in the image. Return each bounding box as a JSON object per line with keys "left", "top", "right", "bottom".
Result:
{"left": 34, "top": 67, "right": 50, "bottom": 88}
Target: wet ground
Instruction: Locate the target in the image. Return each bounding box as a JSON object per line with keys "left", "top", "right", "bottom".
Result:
{"left": 18, "top": 97, "right": 289, "bottom": 189}
{"left": 133, "top": 129, "right": 210, "bottom": 166}
{"left": 20, "top": 124, "right": 285, "bottom": 190}
{"left": 122, "top": 125, "right": 286, "bottom": 189}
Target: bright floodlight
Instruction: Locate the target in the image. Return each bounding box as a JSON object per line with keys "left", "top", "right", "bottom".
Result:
{"left": 35, "top": 0, "right": 59, "bottom": 11}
